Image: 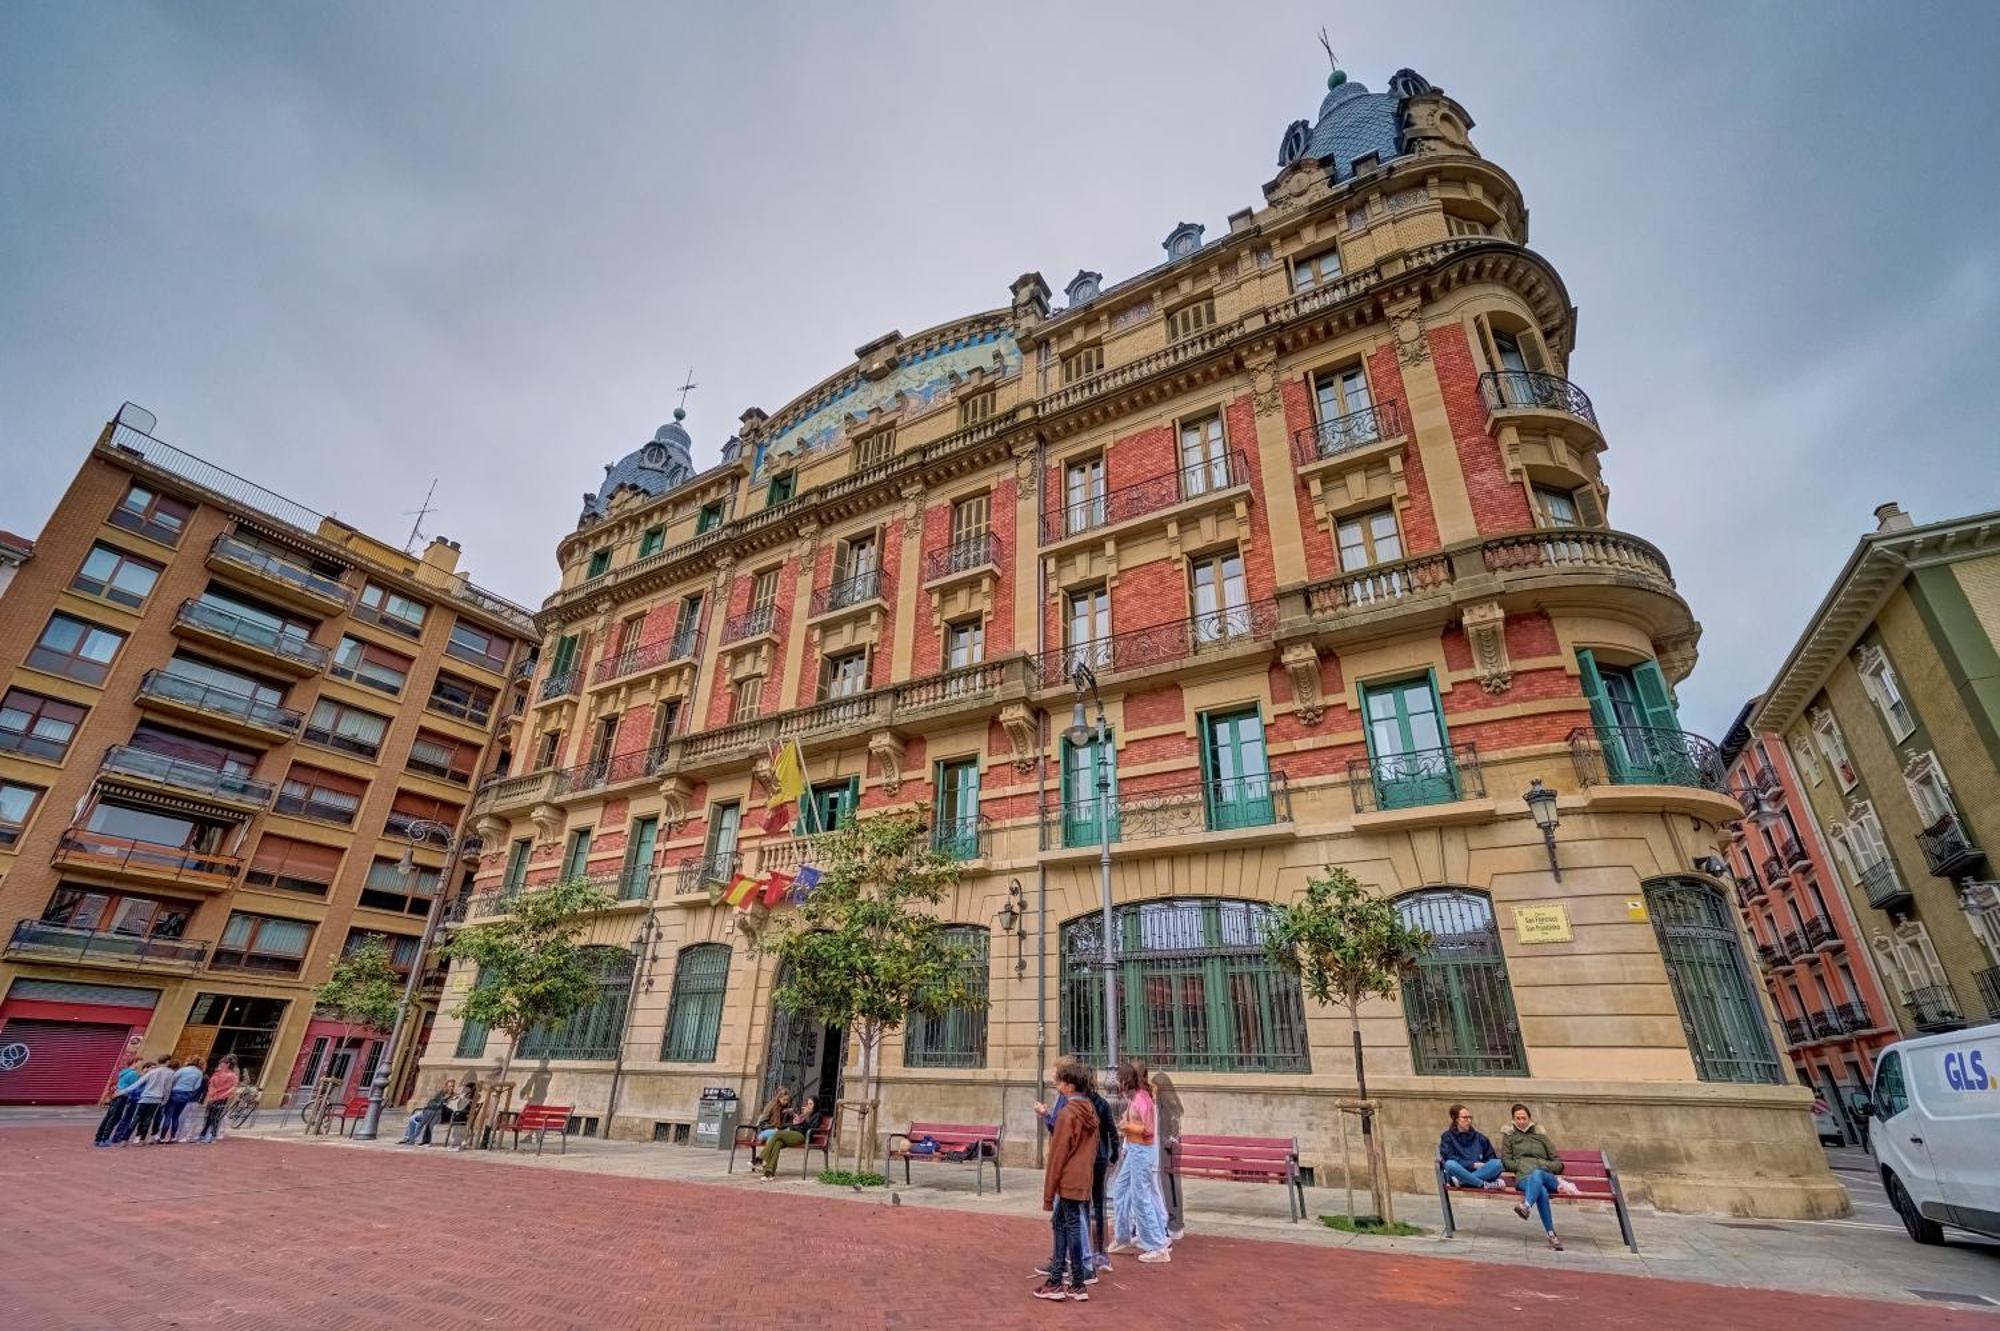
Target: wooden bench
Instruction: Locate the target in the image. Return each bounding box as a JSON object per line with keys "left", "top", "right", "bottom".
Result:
{"left": 509, "top": 1103, "right": 574, "bottom": 1155}
{"left": 884, "top": 1121, "right": 1003, "bottom": 1195}
{"left": 1434, "top": 1147, "right": 1638, "bottom": 1252}
{"left": 1164, "top": 1134, "right": 1307, "bottom": 1222}
{"left": 727, "top": 1117, "right": 833, "bottom": 1177}
{"left": 327, "top": 1095, "right": 371, "bottom": 1135}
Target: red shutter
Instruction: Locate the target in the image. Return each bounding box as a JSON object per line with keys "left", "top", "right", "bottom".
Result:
{"left": 0, "top": 1018, "right": 132, "bottom": 1104}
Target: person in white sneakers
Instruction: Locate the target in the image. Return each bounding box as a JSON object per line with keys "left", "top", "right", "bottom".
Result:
{"left": 1105, "top": 1060, "right": 1171, "bottom": 1263}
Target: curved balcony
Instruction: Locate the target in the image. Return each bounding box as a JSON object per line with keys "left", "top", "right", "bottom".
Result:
{"left": 135, "top": 668, "right": 302, "bottom": 742}
{"left": 1568, "top": 725, "right": 1727, "bottom": 793}
{"left": 1042, "top": 452, "right": 1250, "bottom": 547}
{"left": 1479, "top": 370, "right": 1597, "bottom": 427}
{"left": 1303, "top": 553, "right": 1453, "bottom": 618}
{"left": 1478, "top": 529, "right": 1672, "bottom": 584}
{"left": 172, "top": 598, "right": 329, "bottom": 676}
{"left": 206, "top": 533, "right": 353, "bottom": 614}
{"left": 1290, "top": 401, "right": 1405, "bottom": 468}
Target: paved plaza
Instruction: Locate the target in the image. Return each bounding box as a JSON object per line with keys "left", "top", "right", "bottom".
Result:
{"left": 2, "top": 1118, "right": 1997, "bottom": 1329}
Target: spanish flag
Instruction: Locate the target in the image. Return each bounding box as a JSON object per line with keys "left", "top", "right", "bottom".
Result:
{"left": 724, "top": 874, "right": 760, "bottom": 908}
{"left": 766, "top": 739, "right": 807, "bottom": 810}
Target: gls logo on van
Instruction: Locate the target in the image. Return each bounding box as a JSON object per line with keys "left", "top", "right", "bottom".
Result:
{"left": 1942, "top": 1049, "right": 1994, "bottom": 1092}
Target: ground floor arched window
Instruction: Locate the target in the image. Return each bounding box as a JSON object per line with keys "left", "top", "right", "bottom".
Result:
{"left": 1645, "top": 877, "right": 1784, "bottom": 1084}
{"left": 1395, "top": 888, "right": 1528, "bottom": 1076}
{"left": 904, "top": 926, "right": 989, "bottom": 1069}
{"left": 662, "top": 943, "right": 731, "bottom": 1063}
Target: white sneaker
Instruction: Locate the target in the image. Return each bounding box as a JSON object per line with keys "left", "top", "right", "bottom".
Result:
{"left": 1105, "top": 1241, "right": 1136, "bottom": 1255}
{"left": 1138, "top": 1249, "right": 1172, "bottom": 1264}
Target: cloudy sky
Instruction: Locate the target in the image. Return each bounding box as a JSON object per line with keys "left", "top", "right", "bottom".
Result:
{"left": 4, "top": 1, "right": 1997, "bottom": 737}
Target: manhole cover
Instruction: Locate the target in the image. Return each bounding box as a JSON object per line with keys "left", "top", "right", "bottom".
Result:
{"left": 1910, "top": 1291, "right": 1997, "bottom": 1307}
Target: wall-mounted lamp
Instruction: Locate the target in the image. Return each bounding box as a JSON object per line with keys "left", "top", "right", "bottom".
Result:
{"left": 1523, "top": 779, "right": 1561, "bottom": 881}
{"left": 1693, "top": 855, "right": 1728, "bottom": 878}
{"left": 996, "top": 879, "right": 1029, "bottom": 977}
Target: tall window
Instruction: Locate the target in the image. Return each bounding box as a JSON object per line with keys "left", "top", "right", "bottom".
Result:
{"left": 946, "top": 619, "right": 984, "bottom": 672}
{"left": 662, "top": 944, "right": 731, "bottom": 1061}
{"left": 305, "top": 698, "right": 390, "bottom": 759}
{"left": 1336, "top": 508, "right": 1403, "bottom": 572}
{"left": 1904, "top": 753, "right": 1956, "bottom": 827}
{"left": 834, "top": 533, "right": 879, "bottom": 598}
{"left": 1576, "top": 650, "right": 1690, "bottom": 785}
{"left": 639, "top": 525, "right": 667, "bottom": 558}
{"left": 1396, "top": 889, "right": 1528, "bottom": 1075}
{"left": 213, "top": 911, "right": 314, "bottom": 975}
{"left": 696, "top": 501, "right": 725, "bottom": 532}
{"left": 357, "top": 583, "right": 427, "bottom": 637}
{"left": 0, "top": 688, "right": 86, "bottom": 762}
{"left": 1360, "top": 675, "right": 1458, "bottom": 809}
{"left": 765, "top": 472, "right": 795, "bottom": 507}
{"left": 959, "top": 391, "right": 996, "bottom": 426}
{"left": 72, "top": 544, "right": 162, "bottom": 609}
{"left": 704, "top": 802, "right": 741, "bottom": 879}
{"left": 750, "top": 567, "right": 780, "bottom": 612}
{"left": 28, "top": 613, "right": 125, "bottom": 685}
{"left": 650, "top": 699, "right": 681, "bottom": 749}
{"left": 1313, "top": 364, "right": 1373, "bottom": 428}
{"left": 934, "top": 758, "right": 982, "bottom": 859}
{"left": 622, "top": 816, "right": 659, "bottom": 899}
{"left": 502, "top": 838, "right": 531, "bottom": 893}
{"left": 1189, "top": 550, "right": 1250, "bottom": 643}
{"left": 855, "top": 430, "right": 896, "bottom": 467}
{"left": 800, "top": 778, "right": 860, "bottom": 834}
{"left": 1201, "top": 708, "right": 1273, "bottom": 829}
{"left": 1645, "top": 877, "right": 1784, "bottom": 1084}
{"left": 1064, "top": 456, "right": 1106, "bottom": 535}
{"left": 331, "top": 636, "right": 412, "bottom": 695}
{"left": 1810, "top": 708, "right": 1858, "bottom": 791}
{"left": 1061, "top": 899, "right": 1309, "bottom": 1073}
{"left": 456, "top": 971, "right": 494, "bottom": 1057}
{"left": 110, "top": 483, "right": 192, "bottom": 546}
{"left": 672, "top": 593, "right": 704, "bottom": 657}
{"left": 519, "top": 947, "right": 635, "bottom": 1060}
{"left": 561, "top": 827, "right": 593, "bottom": 881}
{"left": 1179, "top": 414, "right": 1230, "bottom": 496}
{"left": 732, "top": 676, "right": 764, "bottom": 723}
{"left": 548, "top": 633, "right": 581, "bottom": 680}
{"left": 535, "top": 729, "right": 564, "bottom": 769}
{"left": 1855, "top": 646, "right": 1915, "bottom": 741}
{"left": 585, "top": 549, "right": 611, "bottom": 579}
{"left": 1060, "top": 729, "right": 1119, "bottom": 848}
{"left": 1066, "top": 585, "right": 1111, "bottom": 673}
{"left": 950, "top": 493, "right": 990, "bottom": 543}
{"left": 1291, "top": 244, "right": 1344, "bottom": 292}
{"left": 904, "top": 926, "right": 989, "bottom": 1067}
{"left": 1532, "top": 485, "right": 1582, "bottom": 529}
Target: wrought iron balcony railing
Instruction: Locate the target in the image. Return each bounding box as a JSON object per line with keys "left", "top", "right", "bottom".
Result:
{"left": 723, "top": 603, "right": 778, "bottom": 644}
{"left": 924, "top": 530, "right": 998, "bottom": 582}
{"left": 1290, "top": 401, "right": 1404, "bottom": 467}
{"left": 1478, "top": 370, "right": 1597, "bottom": 426}
{"left": 1905, "top": 983, "right": 1963, "bottom": 1031}
{"left": 592, "top": 630, "right": 702, "bottom": 686}
{"left": 1833, "top": 1000, "right": 1875, "bottom": 1033}
{"left": 207, "top": 533, "right": 353, "bottom": 607}
{"left": 136, "top": 669, "right": 302, "bottom": 735}
{"left": 538, "top": 669, "right": 581, "bottom": 702}
{"left": 1347, "top": 742, "right": 1484, "bottom": 813}
{"left": 1781, "top": 1016, "right": 1810, "bottom": 1047}
{"left": 1756, "top": 943, "right": 1787, "bottom": 970}
{"left": 811, "top": 568, "right": 884, "bottom": 617}
{"left": 931, "top": 814, "right": 990, "bottom": 862}
{"left": 1974, "top": 966, "right": 2000, "bottom": 1020}
{"left": 552, "top": 743, "right": 671, "bottom": 798}
{"left": 100, "top": 744, "right": 275, "bottom": 807}
{"left": 672, "top": 851, "right": 739, "bottom": 896}
{"left": 1780, "top": 929, "right": 1807, "bottom": 961}
{"left": 1568, "top": 725, "right": 1728, "bottom": 793}
{"left": 1809, "top": 1011, "right": 1844, "bottom": 1040}
{"left": 53, "top": 828, "right": 244, "bottom": 884}
{"left": 1802, "top": 916, "right": 1838, "bottom": 951}
{"left": 1040, "top": 772, "right": 1292, "bottom": 849}
{"left": 1917, "top": 812, "right": 1983, "bottom": 878}
{"left": 1043, "top": 451, "right": 1250, "bottom": 544}
{"left": 1857, "top": 859, "right": 1910, "bottom": 910}
{"left": 1034, "top": 600, "right": 1278, "bottom": 687}
{"left": 4, "top": 918, "right": 211, "bottom": 971}
{"left": 174, "top": 598, "right": 330, "bottom": 670}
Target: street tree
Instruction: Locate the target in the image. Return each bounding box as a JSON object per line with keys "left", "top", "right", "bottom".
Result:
{"left": 1264, "top": 866, "right": 1431, "bottom": 1223}
{"left": 764, "top": 808, "right": 975, "bottom": 1174}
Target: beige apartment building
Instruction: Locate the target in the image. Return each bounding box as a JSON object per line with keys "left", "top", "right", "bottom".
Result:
{"left": 421, "top": 63, "right": 1836, "bottom": 1216}
{"left": 0, "top": 407, "right": 533, "bottom": 1107}
{"left": 1753, "top": 503, "right": 2000, "bottom": 1038}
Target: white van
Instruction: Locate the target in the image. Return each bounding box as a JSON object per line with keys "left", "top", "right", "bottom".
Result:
{"left": 1866, "top": 1021, "right": 2000, "bottom": 1244}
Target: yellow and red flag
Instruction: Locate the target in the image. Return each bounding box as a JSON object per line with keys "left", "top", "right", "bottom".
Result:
{"left": 765, "top": 739, "right": 806, "bottom": 810}
{"left": 724, "top": 874, "right": 760, "bottom": 908}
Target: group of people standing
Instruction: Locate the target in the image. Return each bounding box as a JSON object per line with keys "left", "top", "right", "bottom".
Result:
{"left": 1437, "top": 1101, "right": 1577, "bottom": 1251}
{"left": 93, "top": 1054, "right": 240, "bottom": 1147}
{"left": 1034, "top": 1057, "right": 1181, "bottom": 1303}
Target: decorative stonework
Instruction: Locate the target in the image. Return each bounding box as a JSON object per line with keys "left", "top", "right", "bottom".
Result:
{"left": 1281, "top": 643, "right": 1326, "bottom": 724}
{"left": 1388, "top": 299, "right": 1430, "bottom": 367}
{"left": 1012, "top": 440, "right": 1039, "bottom": 483}
{"left": 999, "top": 702, "right": 1038, "bottom": 772}
{"left": 657, "top": 773, "right": 695, "bottom": 833}
{"left": 869, "top": 730, "right": 907, "bottom": 794}
{"left": 1247, "top": 352, "right": 1282, "bottom": 418}
{"left": 1655, "top": 629, "right": 1701, "bottom": 684}
{"left": 475, "top": 814, "right": 509, "bottom": 844}
{"left": 529, "top": 802, "right": 563, "bottom": 843}
{"left": 1462, "top": 602, "right": 1512, "bottom": 695}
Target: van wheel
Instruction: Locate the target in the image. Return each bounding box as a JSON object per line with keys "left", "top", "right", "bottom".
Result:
{"left": 1886, "top": 1172, "right": 1944, "bottom": 1246}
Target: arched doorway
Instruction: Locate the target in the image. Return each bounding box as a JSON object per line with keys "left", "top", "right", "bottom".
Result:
{"left": 1645, "top": 877, "right": 1784, "bottom": 1084}
{"left": 762, "top": 962, "right": 846, "bottom": 1114}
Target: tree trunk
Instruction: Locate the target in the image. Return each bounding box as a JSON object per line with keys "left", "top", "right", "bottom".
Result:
{"left": 1348, "top": 1005, "right": 1392, "bottom": 1225}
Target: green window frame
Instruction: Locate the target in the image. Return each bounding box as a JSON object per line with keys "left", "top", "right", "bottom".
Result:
{"left": 766, "top": 471, "right": 796, "bottom": 506}
{"left": 799, "top": 777, "right": 860, "bottom": 835}
{"left": 561, "top": 827, "right": 592, "bottom": 881}
{"left": 1360, "top": 673, "right": 1457, "bottom": 809}
{"left": 638, "top": 526, "right": 665, "bottom": 558}
{"left": 933, "top": 758, "right": 982, "bottom": 859}
{"left": 622, "top": 816, "right": 659, "bottom": 899}
{"left": 1645, "top": 877, "right": 1784, "bottom": 1084}
{"left": 454, "top": 970, "right": 494, "bottom": 1057}
{"left": 696, "top": 502, "right": 724, "bottom": 533}
{"left": 549, "top": 634, "right": 580, "bottom": 679}
{"left": 1060, "top": 729, "right": 1120, "bottom": 848}
{"left": 1199, "top": 707, "right": 1273, "bottom": 830}
{"left": 516, "top": 947, "right": 634, "bottom": 1061}
{"left": 501, "top": 838, "right": 531, "bottom": 894}
{"left": 586, "top": 549, "right": 611, "bottom": 579}
{"left": 662, "top": 943, "right": 731, "bottom": 1062}
{"left": 904, "top": 926, "right": 989, "bottom": 1068}
{"left": 1396, "top": 889, "right": 1528, "bottom": 1076}
{"left": 1577, "top": 650, "right": 1689, "bottom": 785}
{"left": 1060, "top": 898, "right": 1309, "bottom": 1073}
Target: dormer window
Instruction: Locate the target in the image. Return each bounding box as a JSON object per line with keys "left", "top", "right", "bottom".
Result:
{"left": 641, "top": 443, "right": 669, "bottom": 469}
{"left": 1065, "top": 271, "right": 1103, "bottom": 306}
{"left": 586, "top": 549, "right": 611, "bottom": 579}
{"left": 695, "top": 501, "right": 725, "bottom": 534}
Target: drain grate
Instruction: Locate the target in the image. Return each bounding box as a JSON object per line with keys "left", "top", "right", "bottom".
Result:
{"left": 1910, "top": 1290, "right": 1998, "bottom": 1307}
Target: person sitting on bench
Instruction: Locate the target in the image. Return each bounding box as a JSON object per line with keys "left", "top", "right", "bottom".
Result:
{"left": 1500, "top": 1102, "right": 1566, "bottom": 1251}
{"left": 1438, "top": 1103, "right": 1506, "bottom": 1190}
{"left": 758, "top": 1094, "right": 821, "bottom": 1179}
{"left": 751, "top": 1087, "right": 793, "bottom": 1150}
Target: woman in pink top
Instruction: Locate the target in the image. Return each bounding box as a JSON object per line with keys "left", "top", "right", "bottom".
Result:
{"left": 196, "top": 1056, "right": 240, "bottom": 1143}
{"left": 1106, "top": 1060, "right": 1171, "bottom": 1260}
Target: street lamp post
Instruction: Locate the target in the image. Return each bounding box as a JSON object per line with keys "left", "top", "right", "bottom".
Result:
{"left": 1067, "top": 662, "right": 1117, "bottom": 1073}
{"left": 352, "top": 820, "right": 471, "bottom": 1142}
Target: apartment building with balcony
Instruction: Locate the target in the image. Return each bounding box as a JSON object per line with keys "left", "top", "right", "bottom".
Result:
{"left": 421, "top": 62, "right": 1835, "bottom": 1215}
{"left": 1718, "top": 704, "right": 1900, "bottom": 1140}
{"left": 0, "top": 406, "right": 533, "bottom": 1106}
{"left": 1752, "top": 503, "right": 2000, "bottom": 1041}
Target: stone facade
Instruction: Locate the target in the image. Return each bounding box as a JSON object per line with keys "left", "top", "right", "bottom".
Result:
{"left": 421, "top": 65, "right": 1839, "bottom": 1217}
{"left": 0, "top": 411, "right": 530, "bottom": 1107}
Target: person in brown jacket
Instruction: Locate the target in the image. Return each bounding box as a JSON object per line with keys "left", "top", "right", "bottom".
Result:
{"left": 1037, "top": 1059, "right": 1100, "bottom": 1302}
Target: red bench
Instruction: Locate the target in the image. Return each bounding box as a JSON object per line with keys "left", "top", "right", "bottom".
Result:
{"left": 727, "top": 1117, "right": 833, "bottom": 1177}
{"left": 509, "top": 1103, "right": 574, "bottom": 1155}
{"left": 1164, "top": 1134, "right": 1307, "bottom": 1222}
{"left": 1435, "top": 1147, "right": 1638, "bottom": 1252}
{"left": 327, "top": 1095, "right": 371, "bottom": 1135}
{"left": 884, "top": 1121, "right": 1003, "bottom": 1195}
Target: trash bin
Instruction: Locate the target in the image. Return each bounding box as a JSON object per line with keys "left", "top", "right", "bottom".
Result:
{"left": 694, "top": 1087, "right": 740, "bottom": 1149}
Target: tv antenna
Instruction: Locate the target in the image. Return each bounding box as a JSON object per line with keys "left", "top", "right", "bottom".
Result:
{"left": 404, "top": 478, "right": 439, "bottom": 554}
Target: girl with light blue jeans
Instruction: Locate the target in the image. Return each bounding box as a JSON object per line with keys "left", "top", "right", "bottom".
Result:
{"left": 1106, "top": 1060, "right": 1171, "bottom": 1261}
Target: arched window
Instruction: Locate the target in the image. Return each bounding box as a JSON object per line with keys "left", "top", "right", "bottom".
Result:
{"left": 1395, "top": 889, "right": 1527, "bottom": 1076}
{"left": 904, "top": 926, "right": 989, "bottom": 1069}
{"left": 517, "top": 946, "right": 634, "bottom": 1061}
{"left": 662, "top": 943, "right": 731, "bottom": 1063}
{"left": 1645, "top": 877, "right": 1784, "bottom": 1084}
{"left": 1060, "top": 898, "right": 1309, "bottom": 1073}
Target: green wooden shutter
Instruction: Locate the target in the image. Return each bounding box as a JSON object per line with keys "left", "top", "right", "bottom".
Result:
{"left": 1632, "top": 660, "right": 1682, "bottom": 733}
{"left": 1575, "top": 648, "right": 1624, "bottom": 782}
{"left": 550, "top": 634, "right": 579, "bottom": 677}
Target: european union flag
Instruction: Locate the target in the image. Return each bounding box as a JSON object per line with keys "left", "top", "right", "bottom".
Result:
{"left": 791, "top": 865, "right": 822, "bottom": 903}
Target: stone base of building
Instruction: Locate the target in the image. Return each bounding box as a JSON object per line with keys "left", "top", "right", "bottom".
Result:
{"left": 415, "top": 1059, "right": 1846, "bottom": 1220}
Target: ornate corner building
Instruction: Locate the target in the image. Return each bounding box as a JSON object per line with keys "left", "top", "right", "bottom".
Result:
{"left": 0, "top": 407, "right": 532, "bottom": 1108}
{"left": 427, "top": 65, "right": 1838, "bottom": 1216}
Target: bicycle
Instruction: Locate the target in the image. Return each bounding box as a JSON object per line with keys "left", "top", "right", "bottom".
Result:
{"left": 225, "top": 1083, "right": 264, "bottom": 1128}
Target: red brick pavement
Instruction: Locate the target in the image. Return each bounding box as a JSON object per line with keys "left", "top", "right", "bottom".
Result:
{"left": 0, "top": 1127, "right": 1982, "bottom": 1330}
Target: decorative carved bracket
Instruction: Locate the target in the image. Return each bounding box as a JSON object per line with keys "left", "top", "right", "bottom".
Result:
{"left": 869, "top": 729, "right": 907, "bottom": 795}
{"left": 657, "top": 773, "right": 695, "bottom": 835}
{"left": 529, "top": 802, "right": 563, "bottom": 844}
{"left": 474, "top": 814, "right": 510, "bottom": 845}
{"left": 1462, "top": 601, "right": 1513, "bottom": 695}
{"left": 1654, "top": 628, "right": 1702, "bottom": 685}
{"left": 998, "top": 702, "right": 1038, "bottom": 772}
{"left": 1280, "top": 643, "right": 1326, "bottom": 724}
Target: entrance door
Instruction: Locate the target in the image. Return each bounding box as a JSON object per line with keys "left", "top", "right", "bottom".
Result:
{"left": 1202, "top": 709, "right": 1272, "bottom": 830}
{"left": 1362, "top": 676, "right": 1455, "bottom": 808}
{"left": 762, "top": 965, "right": 845, "bottom": 1115}
{"left": 1645, "top": 878, "right": 1783, "bottom": 1084}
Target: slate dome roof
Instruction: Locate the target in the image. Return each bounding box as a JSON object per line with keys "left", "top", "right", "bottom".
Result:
{"left": 580, "top": 407, "right": 696, "bottom": 524}
{"left": 1279, "top": 67, "right": 1433, "bottom": 183}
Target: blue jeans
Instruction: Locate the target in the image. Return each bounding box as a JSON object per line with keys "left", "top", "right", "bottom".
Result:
{"left": 400, "top": 1109, "right": 433, "bottom": 1144}
{"left": 1444, "top": 1159, "right": 1504, "bottom": 1187}
{"left": 1110, "top": 1142, "right": 1169, "bottom": 1251}
{"left": 1518, "top": 1168, "right": 1557, "bottom": 1231}
{"left": 160, "top": 1091, "right": 197, "bottom": 1139}
{"left": 1047, "top": 1197, "right": 1089, "bottom": 1287}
